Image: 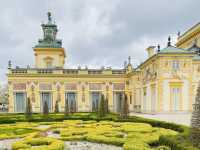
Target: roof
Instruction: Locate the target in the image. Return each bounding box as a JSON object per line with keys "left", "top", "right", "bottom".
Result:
{"left": 159, "top": 46, "right": 193, "bottom": 54}
{"left": 137, "top": 45, "right": 196, "bottom": 69}
{"left": 178, "top": 22, "right": 200, "bottom": 39}
{"left": 176, "top": 22, "right": 200, "bottom": 47}
{"left": 193, "top": 55, "right": 200, "bottom": 61}
{"left": 187, "top": 41, "right": 200, "bottom": 52}
{"left": 34, "top": 12, "right": 62, "bottom": 48}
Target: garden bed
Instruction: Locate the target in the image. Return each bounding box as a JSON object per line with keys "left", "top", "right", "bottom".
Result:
{"left": 0, "top": 120, "right": 178, "bottom": 150}
{"left": 0, "top": 113, "right": 198, "bottom": 150}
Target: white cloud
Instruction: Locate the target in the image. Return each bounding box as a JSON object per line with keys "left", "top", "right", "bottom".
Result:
{"left": 0, "top": 0, "right": 200, "bottom": 82}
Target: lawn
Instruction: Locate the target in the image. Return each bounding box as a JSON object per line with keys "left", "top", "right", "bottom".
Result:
{"left": 0, "top": 113, "right": 198, "bottom": 150}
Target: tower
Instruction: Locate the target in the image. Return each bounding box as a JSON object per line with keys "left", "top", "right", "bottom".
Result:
{"left": 33, "top": 12, "right": 66, "bottom": 68}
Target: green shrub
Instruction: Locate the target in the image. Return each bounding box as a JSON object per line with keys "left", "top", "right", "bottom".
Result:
{"left": 121, "top": 123, "right": 153, "bottom": 133}
{"left": 60, "top": 135, "right": 86, "bottom": 141}
{"left": 54, "top": 100, "right": 59, "bottom": 113}
{"left": 120, "top": 94, "right": 129, "bottom": 119}
{"left": 43, "top": 101, "right": 49, "bottom": 116}
{"left": 105, "top": 97, "right": 109, "bottom": 113}
{"left": 158, "top": 135, "right": 198, "bottom": 150}
{"left": 119, "top": 116, "right": 185, "bottom": 132}
{"left": 98, "top": 94, "right": 106, "bottom": 118}
{"left": 103, "top": 131, "right": 124, "bottom": 138}
{"left": 86, "top": 134, "right": 125, "bottom": 146}
{"left": 12, "top": 137, "right": 65, "bottom": 150}
{"left": 25, "top": 97, "right": 32, "bottom": 118}
{"left": 155, "top": 145, "right": 171, "bottom": 150}
{"left": 0, "top": 125, "right": 37, "bottom": 140}
{"left": 123, "top": 139, "right": 151, "bottom": 150}
{"left": 64, "top": 98, "right": 69, "bottom": 116}
{"left": 12, "top": 143, "right": 31, "bottom": 150}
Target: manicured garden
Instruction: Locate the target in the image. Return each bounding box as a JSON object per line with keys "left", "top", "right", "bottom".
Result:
{"left": 0, "top": 113, "right": 198, "bottom": 150}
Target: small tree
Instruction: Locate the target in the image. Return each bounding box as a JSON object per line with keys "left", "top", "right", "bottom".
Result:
{"left": 64, "top": 98, "right": 69, "bottom": 116}
{"left": 105, "top": 97, "right": 109, "bottom": 114}
{"left": 98, "top": 94, "right": 105, "bottom": 118}
{"left": 54, "top": 100, "right": 59, "bottom": 113}
{"left": 25, "top": 97, "right": 32, "bottom": 118}
{"left": 120, "top": 94, "right": 129, "bottom": 119}
{"left": 190, "top": 82, "right": 200, "bottom": 148}
{"left": 43, "top": 101, "right": 49, "bottom": 116}
{"left": 0, "top": 84, "right": 8, "bottom": 110}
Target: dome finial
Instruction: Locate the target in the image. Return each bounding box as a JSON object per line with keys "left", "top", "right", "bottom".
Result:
{"left": 157, "top": 44, "right": 160, "bottom": 52}
{"left": 124, "top": 61, "right": 127, "bottom": 69}
{"left": 128, "top": 56, "right": 131, "bottom": 64}
{"left": 47, "top": 12, "right": 52, "bottom": 23}
{"left": 167, "top": 36, "right": 171, "bottom": 47}
{"left": 8, "top": 60, "right": 12, "bottom": 69}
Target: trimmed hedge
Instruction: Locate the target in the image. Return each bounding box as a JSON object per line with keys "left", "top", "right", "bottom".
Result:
{"left": 0, "top": 113, "right": 117, "bottom": 124}
{"left": 58, "top": 120, "right": 177, "bottom": 150}
{"left": 0, "top": 112, "right": 198, "bottom": 150}
{"left": 117, "top": 116, "right": 185, "bottom": 133}
{"left": 12, "top": 137, "right": 65, "bottom": 150}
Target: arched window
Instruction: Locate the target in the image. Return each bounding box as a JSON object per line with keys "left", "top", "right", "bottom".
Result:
{"left": 172, "top": 60, "right": 179, "bottom": 70}
{"left": 44, "top": 57, "right": 53, "bottom": 68}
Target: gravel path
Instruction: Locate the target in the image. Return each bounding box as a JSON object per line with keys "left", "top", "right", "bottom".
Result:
{"left": 46, "top": 130, "right": 60, "bottom": 138}
{"left": 65, "top": 141, "right": 123, "bottom": 150}
{"left": 0, "top": 138, "right": 20, "bottom": 150}
{"left": 130, "top": 113, "right": 192, "bottom": 126}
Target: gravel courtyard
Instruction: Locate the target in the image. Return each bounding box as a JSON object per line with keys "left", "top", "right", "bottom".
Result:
{"left": 131, "top": 113, "right": 192, "bottom": 126}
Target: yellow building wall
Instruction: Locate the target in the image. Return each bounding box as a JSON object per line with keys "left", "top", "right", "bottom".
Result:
{"left": 8, "top": 75, "right": 129, "bottom": 113}
{"left": 34, "top": 48, "right": 65, "bottom": 68}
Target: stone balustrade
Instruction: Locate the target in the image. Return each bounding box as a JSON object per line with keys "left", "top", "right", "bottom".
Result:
{"left": 8, "top": 68, "right": 126, "bottom": 75}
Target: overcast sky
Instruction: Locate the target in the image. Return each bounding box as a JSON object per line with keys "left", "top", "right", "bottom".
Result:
{"left": 0, "top": 0, "right": 200, "bottom": 84}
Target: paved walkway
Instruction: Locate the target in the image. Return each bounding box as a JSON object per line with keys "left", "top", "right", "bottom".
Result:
{"left": 130, "top": 113, "right": 192, "bottom": 126}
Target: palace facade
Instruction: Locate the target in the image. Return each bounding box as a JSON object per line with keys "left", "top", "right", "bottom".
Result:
{"left": 7, "top": 13, "right": 200, "bottom": 113}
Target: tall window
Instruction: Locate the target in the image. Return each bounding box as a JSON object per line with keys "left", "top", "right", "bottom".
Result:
{"left": 143, "top": 88, "right": 147, "bottom": 111}
{"left": 15, "top": 93, "right": 26, "bottom": 112}
{"left": 172, "top": 60, "right": 179, "bottom": 70}
{"left": 41, "top": 92, "right": 52, "bottom": 112}
{"left": 171, "top": 87, "right": 181, "bottom": 111}
{"left": 44, "top": 57, "right": 53, "bottom": 68}
{"left": 91, "top": 92, "right": 101, "bottom": 112}
{"left": 192, "top": 85, "right": 196, "bottom": 105}
{"left": 151, "top": 85, "right": 156, "bottom": 112}
{"left": 46, "top": 61, "right": 52, "bottom": 68}
{"left": 66, "top": 92, "right": 76, "bottom": 113}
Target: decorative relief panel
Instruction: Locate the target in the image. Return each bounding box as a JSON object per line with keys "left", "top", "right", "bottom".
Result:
{"left": 65, "top": 83, "right": 77, "bottom": 90}
{"left": 13, "top": 83, "right": 26, "bottom": 90}
{"left": 82, "top": 85, "right": 85, "bottom": 102}
{"left": 31, "top": 85, "right": 35, "bottom": 102}
{"left": 57, "top": 84, "right": 61, "bottom": 102}
{"left": 39, "top": 83, "right": 52, "bottom": 90}
{"left": 106, "top": 85, "right": 109, "bottom": 91}
{"left": 198, "top": 65, "right": 200, "bottom": 72}
{"left": 113, "top": 83, "right": 125, "bottom": 90}
{"left": 89, "top": 83, "right": 102, "bottom": 90}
